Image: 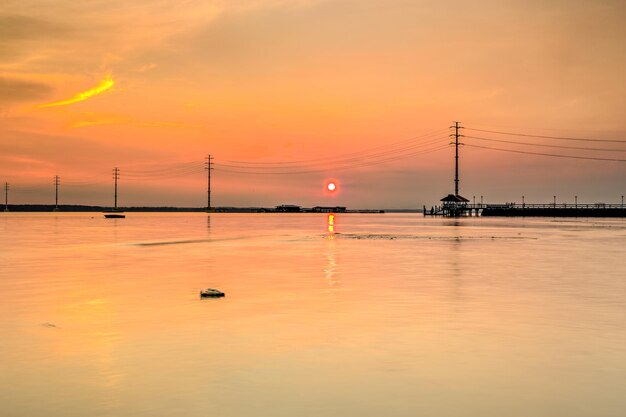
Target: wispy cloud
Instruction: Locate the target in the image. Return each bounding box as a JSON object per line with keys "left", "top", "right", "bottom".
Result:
{"left": 0, "top": 76, "right": 53, "bottom": 103}
{"left": 137, "top": 63, "right": 157, "bottom": 73}
{"left": 69, "top": 117, "right": 199, "bottom": 129}
{"left": 39, "top": 74, "right": 114, "bottom": 107}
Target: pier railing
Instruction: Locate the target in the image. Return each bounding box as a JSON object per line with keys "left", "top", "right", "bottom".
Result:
{"left": 469, "top": 203, "right": 624, "bottom": 210}
{"left": 424, "top": 202, "right": 625, "bottom": 217}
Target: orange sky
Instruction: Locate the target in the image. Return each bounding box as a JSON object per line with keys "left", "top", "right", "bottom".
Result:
{"left": 1, "top": 0, "right": 625, "bottom": 208}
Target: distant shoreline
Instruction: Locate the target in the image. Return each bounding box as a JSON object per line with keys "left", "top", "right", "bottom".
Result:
{"left": 3, "top": 205, "right": 626, "bottom": 217}
{"left": 2, "top": 205, "right": 404, "bottom": 213}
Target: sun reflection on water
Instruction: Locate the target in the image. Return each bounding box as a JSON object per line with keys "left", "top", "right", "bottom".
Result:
{"left": 327, "top": 213, "right": 335, "bottom": 239}
{"left": 324, "top": 214, "right": 339, "bottom": 287}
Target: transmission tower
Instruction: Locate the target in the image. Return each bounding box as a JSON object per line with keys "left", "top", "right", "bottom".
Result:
{"left": 450, "top": 121, "right": 464, "bottom": 196}
{"left": 113, "top": 167, "right": 120, "bottom": 210}
{"left": 3, "top": 182, "right": 8, "bottom": 212}
{"left": 205, "top": 155, "right": 214, "bottom": 212}
{"left": 53, "top": 175, "right": 60, "bottom": 211}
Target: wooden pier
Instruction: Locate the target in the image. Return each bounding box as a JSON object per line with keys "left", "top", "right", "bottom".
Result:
{"left": 425, "top": 202, "right": 626, "bottom": 217}
{"left": 482, "top": 203, "right": 626, "bottom": 217}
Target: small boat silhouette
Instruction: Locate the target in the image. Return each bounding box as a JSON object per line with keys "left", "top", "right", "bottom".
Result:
{"left": 103, "top": 211, "right": 125, "bottom": 219}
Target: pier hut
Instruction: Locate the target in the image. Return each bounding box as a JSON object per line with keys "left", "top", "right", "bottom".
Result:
{"left": 440, "top": 194, "right": 470, "bottom": 217}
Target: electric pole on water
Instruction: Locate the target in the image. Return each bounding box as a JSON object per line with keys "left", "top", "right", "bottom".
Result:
{"left": 3, "top": 182, "right": 8, "bottom": 212}
{"left": 113, "top": 167, "right": 120, "bottom": 210}
{"left": 205, "top": 155, "right": 214, "bottom": 212}
{"left": 53, "top": 175, "right": 60, "bottom": 211}
{"left": 450, "top": 121, "right": 464, "bottom": 196}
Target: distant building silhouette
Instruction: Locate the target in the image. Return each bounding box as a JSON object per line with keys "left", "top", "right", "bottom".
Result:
{"left": 312, "top": 206, "right": 347, "bottom": 213}
{"left": 275, "top": 204, "right": 301, "bottom": 212}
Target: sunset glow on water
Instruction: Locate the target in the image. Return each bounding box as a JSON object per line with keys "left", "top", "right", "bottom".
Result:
{"left": 1, "top": 213, "right": 625, "bottom": 417}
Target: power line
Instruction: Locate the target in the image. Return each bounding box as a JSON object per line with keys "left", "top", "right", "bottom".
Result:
{"left": 223, "top": 128, "right": 449, "bottom": 165}
{"left": 124, "top": 161, "right": 205, "bottom": 174}
{"left": 11, "top": 188, "right": 42, "bottom": 194}
{"left": 63, "top": 171, "right": 111, "bottom": 186}
{"left": 9, "top": 184, "right": 47, "bottom": 191}
{"left": 216, "top": 144, "right": 449, "bottom": 173}
{"left": 465, "top": 143, "right": 626, "bottom": 162}
{"left": 216, "top": 135, "right": 450, "bottom": 171}
{"left": 214, "top": 145, "right": 449, "bottom": 174}
{"left": 121, "top": 161, "right": 206, "bottom": 181}
{"left": 59, "top": 163, "right": 206, "bottom": 183}
{"left": 465, "top": 135, "right": 626, "bottom": 152}
{"left": 124, "top": 166, "right": 206, "bottom": 180}
{"left": 465, "top": 127, "right": 626, "bottom": 143}
{"left": 462, "top": 122, "right": 625, "bottom": 135}
{"left": 64, "top": 181, "right": 109, "bottom": 187}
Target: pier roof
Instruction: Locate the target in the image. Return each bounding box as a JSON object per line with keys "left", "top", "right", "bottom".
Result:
{"left": 440, "top": 194, "right": 470, "bottom": 203}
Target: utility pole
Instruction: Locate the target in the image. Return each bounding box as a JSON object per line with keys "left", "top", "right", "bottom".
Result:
{"left": 205, "top": 155, "right": 214, "bottom": 212}
{"left": 3, "top": 182, "right": 8, "bottom": 212}
{"left": 53, "top": 175, "right": 60, "bottom": 211}
{"left": 575, "top": 195, "right": 578, "bottom": 208}
{"left": 113, "top": 167, "right": 120, "bottom": 210}
{"left": 450, "top": 121, "right": 464, "bottom": 196}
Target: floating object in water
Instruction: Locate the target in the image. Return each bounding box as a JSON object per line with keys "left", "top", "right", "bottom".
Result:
{"left": 103, "top": 210, "right": 125, "bottom": 219}
{"left": 200, "top": 288, "right": 225, "bottom": 298}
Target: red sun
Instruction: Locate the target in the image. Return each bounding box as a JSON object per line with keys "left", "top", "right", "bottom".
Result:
{"left": 325, "top": 179, "right": 339, "bottom": 193}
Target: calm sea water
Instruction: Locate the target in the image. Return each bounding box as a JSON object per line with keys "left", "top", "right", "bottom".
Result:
{"left": 1, "top": 213, "right": 625, "bottom": 417}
